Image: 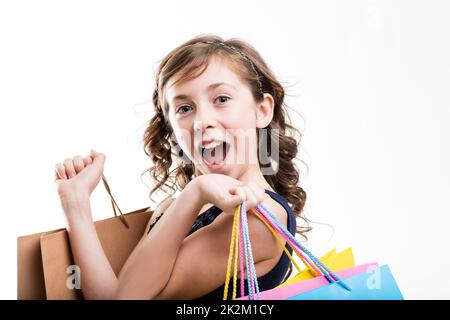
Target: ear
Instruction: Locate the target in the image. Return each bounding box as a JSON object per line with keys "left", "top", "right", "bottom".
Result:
{"left": 256, "top": 93, "right": 275, "bottom": 128}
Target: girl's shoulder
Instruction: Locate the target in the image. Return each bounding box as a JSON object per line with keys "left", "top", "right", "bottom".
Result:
{"left": 261, "top": 189, "right": 297, "bottom": 234}
{"left": 145, "top": 196, "right": 176, "bottom": 232}
{"left": 144, "top": 196, "right": 175, "bottom": 212}
{"left": 262, "top": 190, "right": 290, "bottom": 224}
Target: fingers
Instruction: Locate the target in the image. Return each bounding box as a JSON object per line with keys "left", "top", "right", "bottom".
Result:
{"left": 234, "top": 186, "right": 247, "bottom": 203}
{"left": 220, "top": 186, "right": 245, "bottom": 212}
{"left": 55, "top": 163, "right": 67, "bottom": 180}
{"left": 64, "top": 158, "right": 76, "bottom": 179}
{"left": 54, "top": 150, "right": 98, "bottom": 181}
{"left": 73, "top": 155, "right": 84, "bottom": 174}
{"left": 226, "top": 182, "right": 266, "bottom": 212}
{"left": 83, "top": 155, "right": 93, "bottom": 166}
{"left": 241, "top": 182, "right": 265, "bottom": 211}
{"left": 90, "top": 149, "right": 106, "bottom": 171}
{"left": 243, "top": 187, "right": 258, "bottom": 210}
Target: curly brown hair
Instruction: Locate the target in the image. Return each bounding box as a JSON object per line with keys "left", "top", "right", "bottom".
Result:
{"left": 141, "top": 34, "right": 311, "bottom": 239}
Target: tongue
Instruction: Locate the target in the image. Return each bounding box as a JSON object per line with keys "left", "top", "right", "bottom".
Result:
{"left": 204, "top": 143, "right": 226, "bottom": 164}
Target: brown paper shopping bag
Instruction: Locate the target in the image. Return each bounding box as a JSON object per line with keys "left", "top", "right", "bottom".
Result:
{"left": 17, "top": 174, "right": 154, "bottom": 300}
{"left": 17, "top": 228, "right": 65, "bottom": 300}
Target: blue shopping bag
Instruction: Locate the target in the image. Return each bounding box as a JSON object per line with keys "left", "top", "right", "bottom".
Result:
{"left": 287, "top": 264, "right": 403, "bottom": 300}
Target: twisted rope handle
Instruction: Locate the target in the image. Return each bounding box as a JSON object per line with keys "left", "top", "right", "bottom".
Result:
{"left": 223, "top": 206, "right": 242, "bottom": 300}
{"left": 101, "top": 174, "right": 129, "bottom": 229}
{"left": 224, "top": 201, "right": 351, "bottom": 300}
{"left": 224, "top": 203, "right": 261, "bottom": 300}
{"left": 255, "top": 203, "right": 351, "bottom": 291}
{"left": 241, "top": 201, "right": 260, "bottom": 299}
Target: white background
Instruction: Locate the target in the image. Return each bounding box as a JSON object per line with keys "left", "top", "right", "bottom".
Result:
{"left": 1, "top": 0, "right": 449, "bottom": 300}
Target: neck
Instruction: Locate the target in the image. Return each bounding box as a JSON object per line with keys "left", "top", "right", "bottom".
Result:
{"left": 236, "top": 164, "right": 274, "bottom": 192}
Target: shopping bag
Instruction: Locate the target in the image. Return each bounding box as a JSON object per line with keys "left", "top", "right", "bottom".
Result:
{"left": 17, "top": 228, "right": 65, "bottom": 299}
{"left": 279, "top": 247, "right": 356, "bottom": 287}
{"left": 237, "top": 263, "right": 378, "bottom": 300}
{"left": 236, "top": 247, "right": 358, "bottom": 300}
{"left": 224, "top": 201, "right": 403, "bottom": 300}
{"left": 17, "top": 174, "right": 153, "bottom": 300}
{"left": 287, "top": 264, "right": 403, "bottom": 300}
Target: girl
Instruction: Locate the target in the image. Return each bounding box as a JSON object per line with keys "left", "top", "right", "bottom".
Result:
{"left": 54, "top": 34, "right": 309, "bottom": 300}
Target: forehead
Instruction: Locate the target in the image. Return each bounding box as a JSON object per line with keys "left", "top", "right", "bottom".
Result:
{"left": 165, "top": 57, "right": 246, "bottom": 103}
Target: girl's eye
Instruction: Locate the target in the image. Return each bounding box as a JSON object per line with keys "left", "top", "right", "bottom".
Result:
{"left": 176, "top": 105, "right": 193, "bottom": 114}
{"left": 215, "top": 95, "right": 231, "bottom": 104}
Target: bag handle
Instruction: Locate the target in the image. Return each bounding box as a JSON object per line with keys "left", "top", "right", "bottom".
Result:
{"left": 250, "top": 207, "right": 304, "bottom": 274}
{"left": 224, "top": 202, "right": 260, "bottom": 300}
{"left": 223, "top": 202, "right": 312, "bottom": 300}
{"left": 223, "top": 202, "right": 351, "bottom": 300}
{"left": 254, "top": 203, "right": 351, "bottom": 291}
{"left": 101, "top": 174, "right": 130, "bottom": 229}
{"left": 240, "top": 201, "right": 259, "bottom": 299}
{"left": 224, "top": 202, "right": 266, "bottom": 300}
{"left": 251, "top": 206, "right": 323, "bottom": 276}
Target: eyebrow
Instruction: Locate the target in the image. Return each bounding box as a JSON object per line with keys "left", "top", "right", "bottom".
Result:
{"left": 170, "top": 82, "right": 236, "bottom": 104}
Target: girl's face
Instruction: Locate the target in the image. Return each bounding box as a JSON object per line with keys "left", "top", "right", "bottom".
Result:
{"left": 165, "top": 56, "right": 274, "bottom": 179}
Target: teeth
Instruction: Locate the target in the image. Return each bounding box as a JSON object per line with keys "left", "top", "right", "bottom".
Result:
{"left": 202, "top": 141, "right": 222, "bottom": 149}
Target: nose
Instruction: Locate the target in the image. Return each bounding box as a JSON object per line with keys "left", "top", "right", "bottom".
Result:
{"left": 193, "top": 104, "right": 217, "bottom": 133}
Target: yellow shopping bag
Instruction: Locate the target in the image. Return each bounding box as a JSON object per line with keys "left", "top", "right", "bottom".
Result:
{"left": 280, "top": 247, "right": 355, "bottom": 286}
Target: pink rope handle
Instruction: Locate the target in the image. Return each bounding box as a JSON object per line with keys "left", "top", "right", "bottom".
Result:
{"left": 239, "top": 208, "right": 245, "bottom": 297}
{"left": 253, "top": 206, "right": 325, "bottom": 277}
{"left": 241, "top": 203, "right": 256, "bottom": 299}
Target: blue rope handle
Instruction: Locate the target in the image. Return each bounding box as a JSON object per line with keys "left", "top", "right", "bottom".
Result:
{"left": 256, "top": 203, "right": 351, "bottom": 292}
{"left": 240, "top": 203, "right": 253, "bottom": 299}
{"left": 255, "top": 204, "right": 334, "bottom": 283}
{"left": 240, "top": 202, "right": 261, "bottom": 299}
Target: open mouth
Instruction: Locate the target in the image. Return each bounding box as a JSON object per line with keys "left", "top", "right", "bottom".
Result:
{"left": 200, "top": 141, "right": 231, "bottom": 166}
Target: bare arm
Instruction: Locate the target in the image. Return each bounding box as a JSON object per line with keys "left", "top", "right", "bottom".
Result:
{"left": 62, "top": 179, "right": 204, "bottom": 299}
{"left": 114, "top": 179, "right": 204, "bottom": 299}
{"left": 63, "top": 195, "right": 119, "bottom": 299}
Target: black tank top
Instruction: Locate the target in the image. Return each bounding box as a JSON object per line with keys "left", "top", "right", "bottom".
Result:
{"left": 187, "top": 189, "right": 297, "bottom": 300}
